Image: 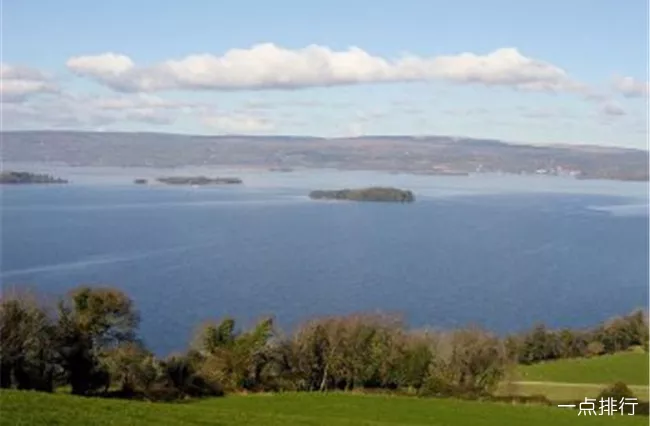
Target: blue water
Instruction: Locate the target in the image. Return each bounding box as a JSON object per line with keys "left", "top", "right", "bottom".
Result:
{"left": 1, "top": 170, "right": 648, "bottom": 355}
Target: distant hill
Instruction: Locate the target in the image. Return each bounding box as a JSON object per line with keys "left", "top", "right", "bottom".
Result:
{"left": 2, "top": 131, "right": 647, "bottom": 181}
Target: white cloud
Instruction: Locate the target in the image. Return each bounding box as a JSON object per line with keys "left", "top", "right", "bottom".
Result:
{"left": 613, "top": 76, "right": 649, "bottom": 98}
{"left": 67, "top": 53, "right": 135, "bottom": 77}
{"left": 202, "top": 113, "right": 274, "bottom": 133}
{"left": 3, "top": 101, "right": 115, "bottom": 128}
{"left": 1, "top": 64, "right": 58, "bottom": 102}
{"left": 4, "top": 92, "right": 200, "bottom": 129}
{"left": 81, "top": 93, "right": 199, "bottom": 125}
{"left": 89, "top": 93, "right": 195, "bottom": 113}
{"left": 65, "top": 44, "right": 585, "bottom": 95}
{"left": 600, "top": 101, "right": 626, "bottom": 117}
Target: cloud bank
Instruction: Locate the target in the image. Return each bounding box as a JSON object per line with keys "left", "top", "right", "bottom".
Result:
{"left": 1, "top": 64, "right": 58, "bottom": 102}
{"left": 66, "top": 44, "right": 585, "bottom": 94}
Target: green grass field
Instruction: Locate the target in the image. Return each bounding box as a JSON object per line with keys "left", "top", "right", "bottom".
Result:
{"left": 516, "top": 352, "right": 649, "bottom": 386}
{"left": 498, "top": 382, "right": 649, "bottom": 402}
{"left": 0, "top": 390, "right": 646, "bottom": 426}
{"left": 495, "top": 351, "right": 650, "bottom": 402}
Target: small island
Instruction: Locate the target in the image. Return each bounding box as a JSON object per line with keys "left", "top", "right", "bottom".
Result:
{"left": 309, "top": 187, "right": 415, "bottom": 203}
{"left": 133, "top": 178, "right": 148, "bottom": 185}
{"left": 156, "top": 176, "right": 243, "bottom": 186}
{"left": 0, "top": 171, "right": 68, "bottom": 184}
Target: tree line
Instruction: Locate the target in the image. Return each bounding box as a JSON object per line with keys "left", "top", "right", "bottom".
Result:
{"left": 506, "top": 311, "right": 648, "bottom": 364}
{"left": 0, "top": 286, "right": 647, "bottom": 402}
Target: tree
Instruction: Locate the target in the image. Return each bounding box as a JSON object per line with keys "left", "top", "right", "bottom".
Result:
{"left": 557, "top": 329, "right": 588, "bottom": 358}
{"left": 54, "top": 286, "right": 140, "bottom": 395}
{"left": 102, "top": 342, "right": 160, "bottom": 396}
{"left": 396, "top": 332, "right": 435, "bottom": 390}
{"left": 68, "top": 286, "right": 139, "bottom": 348}
{"left": 192, "top": 318, "right": 236, "bottom": 354}
{"left": 423, "top": 328, "right": 506, "bottom": 396}
{"left": 54, "top": 302, "right": 109, "bottom": 395}
{"left": 519, "top": 324, "right": 560, "bottom": 363}
{"left": 503, "top": 335, "right": 522, "bottom": 363}
{"left": 624, "top": 310, "right": 648, "bottom": 348}
{"left": 0, "top": 292, "right": 57, "bottom": 391}
{"left": 191, "top": 317, "right": 275, "bottom": 392}
{"left": 289, "top": 321, "right": 330, "bottom": 391}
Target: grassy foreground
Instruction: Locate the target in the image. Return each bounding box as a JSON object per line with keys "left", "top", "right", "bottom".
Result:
{"left": 0, "top": 390, "right": 646, "bottom": 426}
{"left": 516, "top": 352, "right": 649, "bottom": 385}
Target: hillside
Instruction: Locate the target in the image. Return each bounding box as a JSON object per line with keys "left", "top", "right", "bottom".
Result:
{"left": 516, "top": 351, "right": 649, "bottom": 386}
{"left": 1, "top": 390, "right": 646, "bottom": 426}
{"left": 496, "top": 351, "right": 650, "bottom": 402}
{"left": 2, "top": 131, "right": 648, "bottom": 181}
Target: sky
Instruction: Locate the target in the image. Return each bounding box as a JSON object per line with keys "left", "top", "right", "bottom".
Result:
{"left": 2, "top": 0, "right": 649, "bottom": 148}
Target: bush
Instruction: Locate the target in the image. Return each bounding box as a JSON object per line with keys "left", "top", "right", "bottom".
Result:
{"left": 163, "top": 355, "right": 223, "bottom": 398}
{"left": 102, "top": 343, "right": 161, "bottom": 396}
{"left": 597, "top": 382, "right": 636, "bottom": 401}
{"left": 489, "top": 394, "right": 551, "bottom": 406}
{"left": 586, "top": 341, "right": 605, "bottom": 357}
{"left": 418, "top": 375, "right": 457, "bottom": 398}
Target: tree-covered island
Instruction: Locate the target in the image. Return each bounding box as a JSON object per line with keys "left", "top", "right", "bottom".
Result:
{"left": 309, "top": 187, "right": 415, "bottom": 203}
{"left": 0, "top": 171, "right": 68, "bottom": 184}
{"left": 156, "top": 176, "right": 243, "bottom": 185}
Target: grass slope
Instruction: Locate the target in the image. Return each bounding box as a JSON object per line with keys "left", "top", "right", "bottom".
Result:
{"left": 0, "top": 390, "right": 646, "bottom": 426}
{"left": 516, "top": 352, "right": 649, "bottom": 385}
{"left": 499, "top": 382, "right": 649, "bottom": 402}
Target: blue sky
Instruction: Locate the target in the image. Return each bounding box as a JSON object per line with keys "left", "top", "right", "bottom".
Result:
{"left": 3, "top": 0, "right": 648, "bottom": 148}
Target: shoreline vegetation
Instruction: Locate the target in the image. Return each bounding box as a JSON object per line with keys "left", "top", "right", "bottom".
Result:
{"left": 0, "top": 171, "right": 68, "bottom": 184}
{"left": 156, "top": 176, "right": 243, "bottom": 185}
{"left": 309, "top": 187, "right": 415, "bottom": 203}
{"left": 0, "top": 285, "right": 646, "bottom": 406}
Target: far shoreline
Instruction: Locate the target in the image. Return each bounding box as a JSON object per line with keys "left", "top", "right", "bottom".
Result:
{"left": 2, "top": 162, "right": 649, "bottom": 199}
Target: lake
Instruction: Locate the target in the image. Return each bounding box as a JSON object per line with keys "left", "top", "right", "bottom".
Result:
{"left": 1, "top": 166, "right": 648, "bottom": 355}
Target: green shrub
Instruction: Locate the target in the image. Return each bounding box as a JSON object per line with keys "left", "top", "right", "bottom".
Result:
{"left": 597, "top": 382, "right": 635, "bottom": 401}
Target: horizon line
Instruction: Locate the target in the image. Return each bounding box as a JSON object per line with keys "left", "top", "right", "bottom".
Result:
{"left": 1, "top": 129, "right": 648, "bottom": 153}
